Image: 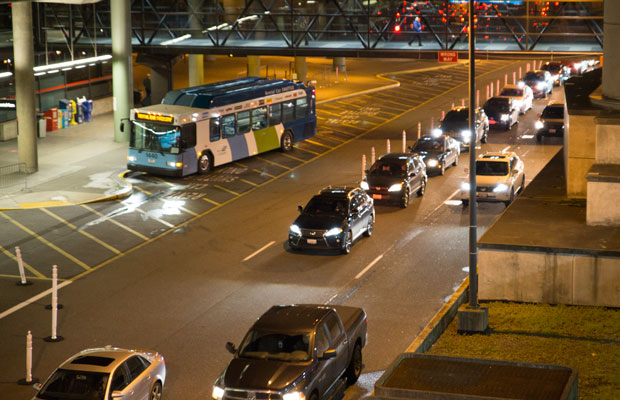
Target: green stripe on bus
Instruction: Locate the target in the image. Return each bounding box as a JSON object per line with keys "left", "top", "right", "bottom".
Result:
{"left": 253, "top": 126, "right": 280, "bottom": 153}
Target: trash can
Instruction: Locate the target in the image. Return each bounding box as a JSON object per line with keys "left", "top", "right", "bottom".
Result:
{"left": 38, "top": 117, "right": 47, "bottom": 138}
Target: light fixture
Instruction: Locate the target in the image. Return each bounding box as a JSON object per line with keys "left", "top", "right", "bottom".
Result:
{"left": 0, "top": 71, "right": 12, "bottom": 79}
{"left": 160, "top": 34, "right": 192, "bottom": 46}
{"left": 33, "top": 54, "right": 112, "bottom": 73}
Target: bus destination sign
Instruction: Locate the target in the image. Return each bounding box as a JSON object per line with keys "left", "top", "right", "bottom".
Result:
{"left": 135, "top": 112, "right": 174, "bottom": 123}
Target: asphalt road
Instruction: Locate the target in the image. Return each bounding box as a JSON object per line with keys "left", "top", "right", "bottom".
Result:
{"left": 0, "top": 60, "right": 563, "bottom": 400}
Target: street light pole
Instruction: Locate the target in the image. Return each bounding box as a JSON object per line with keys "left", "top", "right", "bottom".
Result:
{"left": 468, "top": 0, "right": 478, "bottom": 309}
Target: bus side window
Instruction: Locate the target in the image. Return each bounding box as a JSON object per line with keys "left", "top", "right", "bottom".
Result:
{"left": 252, "top": 106, "right": 268, "bottom": 130}
{"left": 269, "top": 103, "right": 281, "bottom": 126}
{"left": 181, "top": 123, "right": 196, "bottom": 148}
{"left": 210, "top": 118, "right": 221, "bottom": 142}
{"left": 282, "top": 100, "right": 295, "bottom": 122}
{"left": 296, "top": 97, "right": 308, "bottom": 118}
{"left": 222, "top": 114, "right": 236, "bottom": 139}
{"left": 237, "top": 111, "right": 250, "bottom": 135}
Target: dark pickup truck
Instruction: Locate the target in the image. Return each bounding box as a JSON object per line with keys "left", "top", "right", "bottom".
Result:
{"left": 213, "top": 304, "right": 368, "bottom": 400}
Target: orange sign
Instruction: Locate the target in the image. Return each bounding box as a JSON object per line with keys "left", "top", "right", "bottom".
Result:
{"left": 135, "top": 112, "right": 174, "bottom": 123}
{"left": 438, "top": 51, "right": 458, "bottom": 63}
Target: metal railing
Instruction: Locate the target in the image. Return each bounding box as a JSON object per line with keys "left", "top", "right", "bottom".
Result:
{"left": 0, "top": 163, "right": 27, "bottom": 191}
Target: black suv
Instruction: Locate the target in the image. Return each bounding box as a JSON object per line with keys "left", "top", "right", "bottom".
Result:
{"left": 436, "top": 107, "right": 489, "bottom": 151}
{"left": 288, "top": 186, "right": 374, "bottom": 254}
{"left": 361, "top": 153, "right": 427, "bottom": 208}
{"left": 536, "top": 102, "right": 565, "bottom": 142}
{"left": 483, "top": 96, "right": 519, "bottom": 131}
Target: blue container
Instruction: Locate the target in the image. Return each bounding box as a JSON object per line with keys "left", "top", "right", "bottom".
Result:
{"left": 82, "top": 99, "right": 93, "bottom": 122}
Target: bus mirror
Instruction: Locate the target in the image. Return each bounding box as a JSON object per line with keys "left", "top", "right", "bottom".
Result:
{"left": 120, "top": 121, "right": 125, "bottom": 133}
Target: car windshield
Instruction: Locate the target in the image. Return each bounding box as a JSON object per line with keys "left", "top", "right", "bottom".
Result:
{"left": 541, "top": 106, "right": 564, "bottom": 119}
{"left": 412, "top": 139, "right": 444, "bottom": 152}
{"left": 37, "top": 369, "right": 109, "bottom": 400}
{"left": 443, "top": 109, "right": 468, "bottom": 123}
{"left": 476, "top": 161, "right": 509, "bottom": 176}
{"left": 304, "top": 196, "right": 347, "bottom": 216}
{"left": 500, "top": 88, "right": 522, "bottom": 97}
{"left": 525, "top": 72, "right": 545, "bottom": 80}
{"left": 130, "top": 121, "right": 182, "bottom": 153}
{"left": 368, "top": 161, "right": 407, "bottom": 177}
{"left": 484, "top": 99, "right": 509, "bottom": 112}
{"left": 239, "top": 330, "right": 311, "bottom": 362}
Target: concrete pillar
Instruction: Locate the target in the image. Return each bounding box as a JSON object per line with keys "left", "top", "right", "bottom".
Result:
{"left": 603, "top": 1, "right": 620, "bottom": 100}
{"left": 12, "top": 1, "right": 37, "bottom": 173}
{"left": 294, "top": 56, "right": 307, "bottom": 83}
{"left": 333, "top": 57, "right": 346, "bottom": 72}
{"left": 247, "top": 55, "right": 261, "bottom": 77}
{"left": 150, "top": 67, "right": 170, "bottom": 105}
{"left": 188, "top": 0, "right": 204, "bottom": 87}
{"left": 111, "top": 0, "right": 133, "bottom": 142}
{"left": 205, "top": 54, "right": 217, "bottom": 62}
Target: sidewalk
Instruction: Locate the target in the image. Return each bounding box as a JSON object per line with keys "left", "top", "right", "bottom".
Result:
{"left": 0, "top": 57, "right": 442, "bottom": 210}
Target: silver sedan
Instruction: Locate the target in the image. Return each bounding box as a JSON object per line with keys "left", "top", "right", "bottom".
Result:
{"left": 32, "top": 346, "right": 166, "bottom": 400}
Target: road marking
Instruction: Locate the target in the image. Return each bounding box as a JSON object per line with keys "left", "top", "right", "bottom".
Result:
{"left": 0, "top": 280, "right": 73, "bottom": 320}
{"left": 355, "top": 254, "right": 383, "bottom": 280}
{"left": 425, "top": 189, "right": 461, "bottom": 221}
{"left": 203, "top": 197, "right": 221, "bottom": 206}
{"left": 80, "top": 205, "right": 149, "bottom": 241}
{"left": 41, "top": 208, "right": 121, "bottom": 255}
{"left": 305, "top": 139, "right": 332, "bottom": 148}
{"left": 253, "top": 168, "right": 276, "bottom": 178}
{"left": 0, "top": 273, "right": 68, "bottom": 281}
{"left": 243, "top": 241, "right": 276, "bottom": 262}
{"left": 316, "top": 133, "right": 346, "bottom": 143}
{"left": 134, "top": 208, "right": 174, "bottom": 228}
{"left": 240, "top": 178, "right": 258, "bottom": 187}
{"left": 256, "top": 156, "right": 291, "bottom": 170}
{"left": 294, "top": 146, "right": 321, "bottom": 156}
{"left": 280, "top": 152, "right": 306, "bottom": 162}
{"left": 502, "top": 145, "right": 511, "bottom": 153}
{"left": 0, "top": 244, "right": 45, "bottom": 278}
{"left": 521, "top": 135, "right": 534, "bottom": 139}
{"left": 214, "top": 184, "right": 240, "bottom": 196}
{"left": 134, "top": 186, "right": 152, "bottom": 195}
{"left": 0, "top": 212, "right": 91, "bottom": 271}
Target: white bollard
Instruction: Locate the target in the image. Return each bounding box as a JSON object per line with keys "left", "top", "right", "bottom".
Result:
{"left": 371, "top": 147, "right": 376, "bottom": 164}
{"left": 16, "top": 246, "right": 29, "bottom": 286}
{"left": 496, "top": 80, "right": 500, "bottom": 95}
{"left": 486, "top": 84, "right": 489, "bottom": 100}
{"left": 461, "top": 98, "right": 465, "bottom": 107}
{"left": 504, "top": 74, "right": 508, "bottom": 86}
{"left": 17, "top": 330, "right": 38, "bottom": 385}
{"left": 402, "top": 130, "right": 406, "bottom": 153}
{"left": 362, "top": 154, "right": 366, "bottom": 178}
{"left": 45, "top": 265, "right": 63, "bottom": 342}
{"left": 417, "top": 122, "right": 421, "bottom": 139}
{"left": 386, "top": 139, "right": 391, "bottom": 153}
{"left": 513, "top": 71, "right": 516, "bottom": 84}
{"left": 490, "top": 82, "right": 493, "bottom": 97}
{"left": 451, "top": 102, "right": 455, "bottom": 109}
{"left": 519, "top": 66, "right": 522, "bottom": 79}
{"left": 441, "top": 110, "right": 445, "bottom": 120}
{"left": 335, "top": 66, "right": 339, "bottom": 82}
{"left": 527, "top": 62, "right": 530, "bottom": 72}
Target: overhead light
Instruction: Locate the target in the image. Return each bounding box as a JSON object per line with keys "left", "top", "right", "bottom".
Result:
{"left": 0, "top": 71, "right": 12, "bottom": 79}
{"left": 33, "top": 54, "right": 112, "bottom": 73}
{"left": 34, "top": 72, "right": 47, "bottom": 76}
{"left": 160, "top": 34, "right": 192, "bottom": 46}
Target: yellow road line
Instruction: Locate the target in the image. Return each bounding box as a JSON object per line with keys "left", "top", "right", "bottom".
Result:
{"left": 280, "top": 152, "right": 306, "bottom": 162}
{"left": 240, "top": 178, "right": 258, "bottom": 187}
{"left": 179, "top": 206, "right": 198, "bottom": 216}
{"left": 134, "top": 186, "right": 152, "bottom": 195}
{"left": 317, "top": 108, "right": 342, "bottom": 117}
{"left": 0, "top": 274, "right": 69, "bottom": 281}
{"left": 256, "top": 156, "right": 291, "bottom": 170}
{"left": 234, "top": 162, "right": 248, "bottom": 168}
{"left": 203, "top": 197, "right": 221, "bottom": 206}
{"left": 0, "top": 212, "right": 91, "bottom": 271}
{"left": 41, "top": 208, "right": 121, "bottom": 255}
{"left": 328, "top": 127, "right": 357, "bottom": 137}
{"left": 316, "top": 133, "right": 345, "bottom": 143}
{"left": 152, "top": 176, "right": 174, "bottom": 186}
{"left": 134, "top": 208, "right": 174, "bottom": 228}
{"left": 305, "top": 139, "right": 332, "bottom": 149}
{"left": 214, "top": 185, "right": 240, "bottom": 196}
{"left": 0, "top": 244, "right": 45, "bottom": 278}
{"left": 80, "top": 205, "right": 149, "bottom": 241}
{"left": 293, "top": 146, "right": 321, "bottom": 156}
{"left": 253, "top": 168, "right": 276, "bottom": 178}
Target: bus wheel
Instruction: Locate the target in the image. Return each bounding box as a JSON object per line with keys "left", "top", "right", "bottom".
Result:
{"left": 198, "top": 152, "right": 212, "bottom": 174}
{"left": 280, "top": 131, "right": 293, "bottom": 152}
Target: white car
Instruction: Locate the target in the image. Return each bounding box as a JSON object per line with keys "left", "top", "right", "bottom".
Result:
{"left": 499, "top": 83, "right": 533, "bottom": 115}
{"left": 33, "top": 346, "right": 166, "bottom": 400}
{"left": 460, "top": 151, "right": 525, "bottom": 207}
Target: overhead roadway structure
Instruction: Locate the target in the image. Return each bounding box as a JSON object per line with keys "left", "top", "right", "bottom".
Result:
{"left": 0, "top": 0, "right": 604, "bottom": 61}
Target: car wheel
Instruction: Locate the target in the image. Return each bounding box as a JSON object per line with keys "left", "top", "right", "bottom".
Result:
{"left": 400, "top": 188, "right": 409, "bottom": 208}
{"left": 197, "top": 152, "right": 212, "bottom": 174}
{"left": 417, "top": 179, "right": 426, "bottom": 197}
{"left": 519, "top": 175, "right": 526, "bottom": 193}
{"left": 462, "top": 199, "right": 469, "bottom": 207}
{"left": 504, "top": 188, "right": 515, "bottom": 207}
{"left": 150, "top": 381, "right": 162, "bottom": 400}
{"left": 345, "top": 343, "right": 363, "bottom": 385}
{"left": 288, "top": 240, "right": 299, "bottom": 251}
{"left": 364, "top": 215, "right": 374, "bottom": 237}
{"left": 280, "top": 131, "right": 293, "bottom": 152}
{"left": 341, "top": 230, "right": 352, "bottom": 254}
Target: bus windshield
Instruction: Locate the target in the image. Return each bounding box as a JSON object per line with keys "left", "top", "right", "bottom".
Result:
{"left": 130, "top": 121, "right": 182, "bottom": 153}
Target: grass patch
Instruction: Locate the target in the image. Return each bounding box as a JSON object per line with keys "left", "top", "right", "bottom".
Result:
{"left": 426, "top": 302, "right": 620, "bottom": 399}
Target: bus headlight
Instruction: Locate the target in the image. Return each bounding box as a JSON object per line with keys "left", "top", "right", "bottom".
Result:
{"left": 388, "top": 183, "right": 403, "bottom": 192}
{"left": 283, "top": 392, "right": 306, "bottom": 400}
{"left": 289, "top": 224, "right": 301, "bottom": 236}
{"left": 127, "top": 155, "right": 137, "bottom": 162}
{"left": 461, "top": 182, "right": 470, "bottom": 191}
{"left": 167, "top": 161, "right": 183, "bottom": 168}
{"left": 212, "top": 386, "right": 225, "bottom": 400}
{"left": 426, "top": 159, "right": 438, "bottom": 167}
{"left": 360, "top": 181, "right": 369, "bottom": 190}
{"left": 494, "top": 183, "right": 509, "bottom": 193}
{"left": 535, "top": 121, "right": 544, "bottom": 130}
{"left": 325, "top": 227, "right": 343, "bottom": 237}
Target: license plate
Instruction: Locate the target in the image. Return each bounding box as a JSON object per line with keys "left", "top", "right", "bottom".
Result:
{"left": 147, "top": 159, "right": 156, "bottom": 164}
{"left": 549, "top": 129, "right": 556, "bottom": 133}
{"left": 306, "top": 239, "right": 317, "bottom": 245}
{"left": 372, "top": 194, "right": 382, "bottom": 199}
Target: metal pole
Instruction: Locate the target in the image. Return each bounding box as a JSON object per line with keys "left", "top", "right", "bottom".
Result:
{"left": 16, "top": 246, "right": 28, "bottom": 285}
{"left": 468, "top": 0, "right": 478, "bottom": 308}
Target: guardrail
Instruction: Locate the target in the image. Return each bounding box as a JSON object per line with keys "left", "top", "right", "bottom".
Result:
{"left": 0, "top": 163, "right": 27, "bottom": 191}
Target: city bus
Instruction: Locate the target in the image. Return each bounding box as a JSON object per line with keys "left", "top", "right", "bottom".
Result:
{"left": 126, "top": 77, "right": 316, "bottom": 177}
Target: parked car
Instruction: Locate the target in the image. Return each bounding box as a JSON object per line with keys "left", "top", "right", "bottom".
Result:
{"left": 460, "top": 151, "right": 525, "bottom": 207}
{"left": 213, "top": 304, "right": 368, "bottom": 400}
{"left": 32, "top": 346, "right": 166, "bottom": 400}
{"left": 483, "top": 96, "right": 519, "bottom": 131}
{"left": 288, "top": 186, "right": 374, "bottom": 254}
{"left": 361, "top": 152, "right": 427, "bottom": 207}
{"left": 562, "top": 60, "right": 587, "bottom": 75}
{"left": 541, "top": 62, "right": 570, "bottom": 86}
{"left": 523, "top": 70, "right": 553, "bottom": 98}
{"left": 498, "top": 83, "right": 533, "bottom": 114}
{"left": 536, "top": 102, "right": 565, "bottom": 142}
{"left": 435, "top": 107, "right": 489, "bottom": 151}
{"left": 409, "top": 135, "right": 460, "bottom": 175}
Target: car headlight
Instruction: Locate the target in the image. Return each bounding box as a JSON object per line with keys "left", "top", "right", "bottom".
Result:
{"left": 289, "top": 224, "right": 301, "bottom": 236}
{"left": 461, "top": 182, "right": 470, "bottom": 191}
{"left": 388, "top": 183, "right": 403, "bottom": 192}
{"left": 127, "top": 155, "right": 137, "bottom": 162}
{"left": 212, "top": 386, "right": 225, "bottom": 400}
{"left": 283, "top": 392, "right": 306, "bottom": 400}
{"left": 325, "top": 227, "right": 343, "bottom": 237}
{"left": 426, "top": 159, "right": 438, "bottom": 167}
{"left": 461, "top": 130, "right": 471, "bottom": 141}
{"left": 500, "top": 114, "right": 510, "bottom": 122}
{"left": 493, "top": 183, "right": 509, "bottom": 193}
{"left": 536, "top": 82, "right": 545, "bottom": 90}
{"left": 360, "top": 181, "right": 369, "bottom": 190}
{"left": 432, "top": 128, "right": 443, "bottom": 137}
{"left": 535, "top": 121, "right": 544, "bottom": 130}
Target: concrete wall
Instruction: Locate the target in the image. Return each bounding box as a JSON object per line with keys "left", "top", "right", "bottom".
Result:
{"left": 565, "top": 112, "right": 597, "bottom": 198}
{"left": 479, "top": 248, "right": 620, "bottom": 307}
{"left": 92, "top": 97, "right": 114, "bottom": 117}
{"left": 587, "top": 175, "right": 620, "bottom": 225}
{"left": 595, "top": 120, "right": 620, "bottom": 164}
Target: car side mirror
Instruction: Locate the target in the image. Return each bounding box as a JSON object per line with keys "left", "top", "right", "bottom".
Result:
{"left": 226, "top": 342, "right": 237, "bottom": 354}
{"left": 33, "top": 383, "right": 42, "bottom": 391}
{"left": 319, "top": 349, "right": 337, "bottom": 360}
{"left": 111, "top": 391, "right": 125, "bottom": 399}
{"left": 297, "top": 205, "right": 303, "bottom": 213}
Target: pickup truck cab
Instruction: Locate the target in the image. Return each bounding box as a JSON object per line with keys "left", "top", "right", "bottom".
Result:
{"left": 213, "top": 304, "right": 368, "bottom": 400}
